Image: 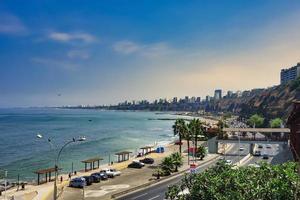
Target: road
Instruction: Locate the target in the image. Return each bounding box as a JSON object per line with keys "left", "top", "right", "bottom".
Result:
{"left": 117, "top": 142, "right": 289, "bottom": 200}
{"left": 117, "top": 143, "right": 251, "bottom": 200}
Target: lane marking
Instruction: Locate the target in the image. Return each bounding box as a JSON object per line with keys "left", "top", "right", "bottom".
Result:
{"left": 131, "top": 193, "right": 148, "bottom": 200}
{"left": 148, "top": 195, "right": 160, "bottom": 200}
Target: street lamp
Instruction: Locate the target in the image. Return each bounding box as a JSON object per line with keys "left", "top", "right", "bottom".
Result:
{"left": 0, "top": 169, "right": 8, "bottom": 200}
{"left": 37, "top": 134, "right": 86, "bottom": 200}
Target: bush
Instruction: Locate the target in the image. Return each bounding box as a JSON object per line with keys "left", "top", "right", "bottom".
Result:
{"left": 166, "top": 162, "right": 300, "bottom": 200}
{"left": 195, "top": 146, "right": 207, "bottom": 160}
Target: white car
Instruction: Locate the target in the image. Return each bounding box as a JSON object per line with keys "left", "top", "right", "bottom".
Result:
{"left": 239, "top": 147, "right": 244, "bottom": 151}
{"left": 225, "top": 160, "right": 232, "bottom": 165}
{"left": 101, "top": 168, "right": 121, "bottom": 178}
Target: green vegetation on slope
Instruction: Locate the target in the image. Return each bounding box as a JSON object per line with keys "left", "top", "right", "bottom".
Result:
{"left": 166, "top": 162, "right": 300, "bottom": 200}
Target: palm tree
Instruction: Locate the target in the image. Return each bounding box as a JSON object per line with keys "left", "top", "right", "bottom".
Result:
{"left": 187, "top": 119, "right": 204, "bottom": 162}
{"left": 170, "top": 152, "right": 183, "bottom": 172}
{"left": 196, "top": 145, "right": 206, "bottom": 160}
{"left": 160, "top": 156, "right": 174, "bottom": 176}
{"left": 173, "top": 119, "right": 186, "bottom": 155}
{"left": 185, "top": 123, "right": 193, "bottom": 164}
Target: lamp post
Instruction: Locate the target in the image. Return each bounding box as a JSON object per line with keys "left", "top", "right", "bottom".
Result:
{"left": 37, "top": 134, "right": 86, "bottom": 200}
{"left": 238, "top": 131, "right": 241, "bottom": 165}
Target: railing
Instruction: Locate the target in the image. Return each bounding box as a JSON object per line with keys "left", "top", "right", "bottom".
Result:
{"left": 218, "top": 136, "right": 289, "bottom": 142}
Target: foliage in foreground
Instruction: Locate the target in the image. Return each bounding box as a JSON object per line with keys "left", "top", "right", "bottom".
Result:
{"left": 166, "top": 161, "right": 300, "bottom": 200}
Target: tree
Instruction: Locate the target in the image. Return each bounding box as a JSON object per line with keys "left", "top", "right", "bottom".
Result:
{"left": 165, "top": 185, "right": 182, "bottom": 200}
{"left": 160, "top": 156, "right": 174, "bottom": 176}
{"left": 195, "top": 145, "right": 206, "bottom": 160}
{"left": 248, "top": 114, "right": 264, "bottom": 139}
{"left": 216, "top": 120, "right": 226, "bottom": 139}
{"left": 270, "top": 118, "right": 283, "bottom": 139}
{"left": 166, "top": 162, "right": 300, "bottom": 200}
{"left": 270, "top": 118, "right": 283, "bottom": 128}
{"left": 173, "top": 119, "right": 187, "bottom": 155}
{"left": 248, "top": 114, "right": 264, "bottom": 128}
{"left": 154, "top": 167, "right": 163, "bottom": 179}
{"left": 188, "top": 119, "right": 205, "bottom": 151}
{"left": 170, "top": 152, "right": 183, "bottom": 172}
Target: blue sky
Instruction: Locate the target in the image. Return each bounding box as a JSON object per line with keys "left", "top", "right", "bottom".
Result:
{"left": 1, "top": 0, "right": 300, "bottom": 107}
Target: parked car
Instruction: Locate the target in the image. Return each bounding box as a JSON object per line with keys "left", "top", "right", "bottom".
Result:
{"left": 225, "top": 160, "right": 233, "bottom": 165}
{"left": 69, "top": 177, "right": 86, "bottom": 188}
{"left": 101, "top": 169, "right": 121, "bottom": 178}
{"left": 262, "top": 154, "right": 269, "bottom": 159}
{"left": 253, "top": 150, "right": 261, "bottom": 156}
{"left": 139, "top": 157, "right": 154, "bottom": 164}
{"left": 266, "top": 144, "right": 272, "bottom": 149}
{"left": 90, "top": 173, "right": 101, "bottom": 183}
{"left": 128, "top": 160, "right": 145, "bottom": 168}
{"left": 98, "top": 171, "right": 108, "bottom": 180}
{"left": 82, "top": 176, "right": 93, "bottom": 186}
{"left": 258, "top": 144, "right": 263, "bottom": 149}
{"left": 239, "top": 147, "right": 244, "bottom": 151}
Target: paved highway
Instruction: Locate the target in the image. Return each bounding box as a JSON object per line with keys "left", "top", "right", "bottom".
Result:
{"left": 117, "top": 142, "right": 288, "bottom": 200}
{"left": 117, "top": 143, "right": 251, "bottom": 200}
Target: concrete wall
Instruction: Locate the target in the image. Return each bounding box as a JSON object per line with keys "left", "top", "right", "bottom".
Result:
{"left": 207, "top": 136, "right": 218, "bottom": 153}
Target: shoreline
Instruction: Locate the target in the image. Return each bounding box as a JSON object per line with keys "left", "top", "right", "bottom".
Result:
{"left": 1, "top": 140, "right": 180, "bottom": 200}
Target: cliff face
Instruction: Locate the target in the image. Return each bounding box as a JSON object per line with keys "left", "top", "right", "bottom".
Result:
{"left": 212, "top": 79, "right": 300, "bottom": 121}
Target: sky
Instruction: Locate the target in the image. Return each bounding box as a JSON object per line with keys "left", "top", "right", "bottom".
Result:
{"left": 1, "top": 0, "right": 300, "bottom": 107}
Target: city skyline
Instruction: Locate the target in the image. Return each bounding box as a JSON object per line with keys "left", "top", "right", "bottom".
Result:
{"left": 1, "top": 1, "right": 300, "bottom": 107}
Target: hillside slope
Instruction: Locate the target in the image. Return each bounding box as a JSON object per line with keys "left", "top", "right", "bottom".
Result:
{"left": 213, "top": 78, "right": 300, "bottom": 121}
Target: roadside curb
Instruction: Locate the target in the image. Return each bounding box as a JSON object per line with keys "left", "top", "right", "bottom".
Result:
{"left": 111, "top": 154, "right": 220, "bottom": 199}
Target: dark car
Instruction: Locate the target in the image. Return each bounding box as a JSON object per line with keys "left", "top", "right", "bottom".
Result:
{"left": 99, "top": 171, "right": 108, "bottom": 180}
{"left": 90, "top": 173, "right": 101, "bottom": 183}
{"left": 128, "top": 161, "right": 144, "bottom": 169}
{"left": 139, "top": 158, "right": 154, "bottom": 164}
{"left": 262, "top": 154, "right": 269, "bottom": 159}
{"left": 82, "top": 176, "right": 93, "bottom": 186}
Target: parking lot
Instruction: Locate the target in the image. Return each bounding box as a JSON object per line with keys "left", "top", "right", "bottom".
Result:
{"left": 61, "top": 160, "right": 165, "bottom": 200}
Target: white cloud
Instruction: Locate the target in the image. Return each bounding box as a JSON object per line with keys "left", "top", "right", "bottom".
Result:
{"left": 31, "top": 57, "right": 80, "bottom": 71}
{"left": 113, "top": 40, "right": 141, "bottom": 54}
{"left": 0, "top": 13, "right": 27, "bottom": 35}
{"left": 48, "top": 32, "right": 96, "bottom": 43}
{"left": 67, "top": 50, "right": 90, "bottom": 59}
{"left": 113, "top": 40, "right": 172, "bottom": 58}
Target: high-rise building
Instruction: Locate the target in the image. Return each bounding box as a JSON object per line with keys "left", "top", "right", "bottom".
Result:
{"left": 280, "top": 63, "right": 300, "bottom": 84}
{"left": 184, "top": 96, "right": 189, "bottom": 103}
{"left": 214, "top": 89, "right": 222, "bottom": 100}
{"left": 172, "top": 97, "right": 178, "bottom": 104}
{"left": 190, "top": 96, "right": 196, "bottom": 103}
{"left": 227, "top": 91, "right": 233, "bottom": 98}
{"left": 206, "top": 95, "right": 211, "bottom": 102}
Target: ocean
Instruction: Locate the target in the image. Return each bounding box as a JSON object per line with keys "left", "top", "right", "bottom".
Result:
{"left": 0, "top": 108, "right": 186, "bottom": 181}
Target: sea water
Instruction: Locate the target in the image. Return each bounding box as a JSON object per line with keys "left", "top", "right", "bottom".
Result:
{"left": 0, "top": 108, "right": 183, "bottom": 181}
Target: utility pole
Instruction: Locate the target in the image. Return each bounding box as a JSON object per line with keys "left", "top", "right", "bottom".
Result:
{"left": 4, "top": 170, "right": 7, "bottom": 200}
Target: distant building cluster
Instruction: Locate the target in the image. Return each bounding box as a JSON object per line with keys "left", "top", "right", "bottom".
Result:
{"left": 280, "top": 62, "right": 300, "bottom": 84}
{"left": 117, "top": 87, "right": 265, "bottom": 108}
